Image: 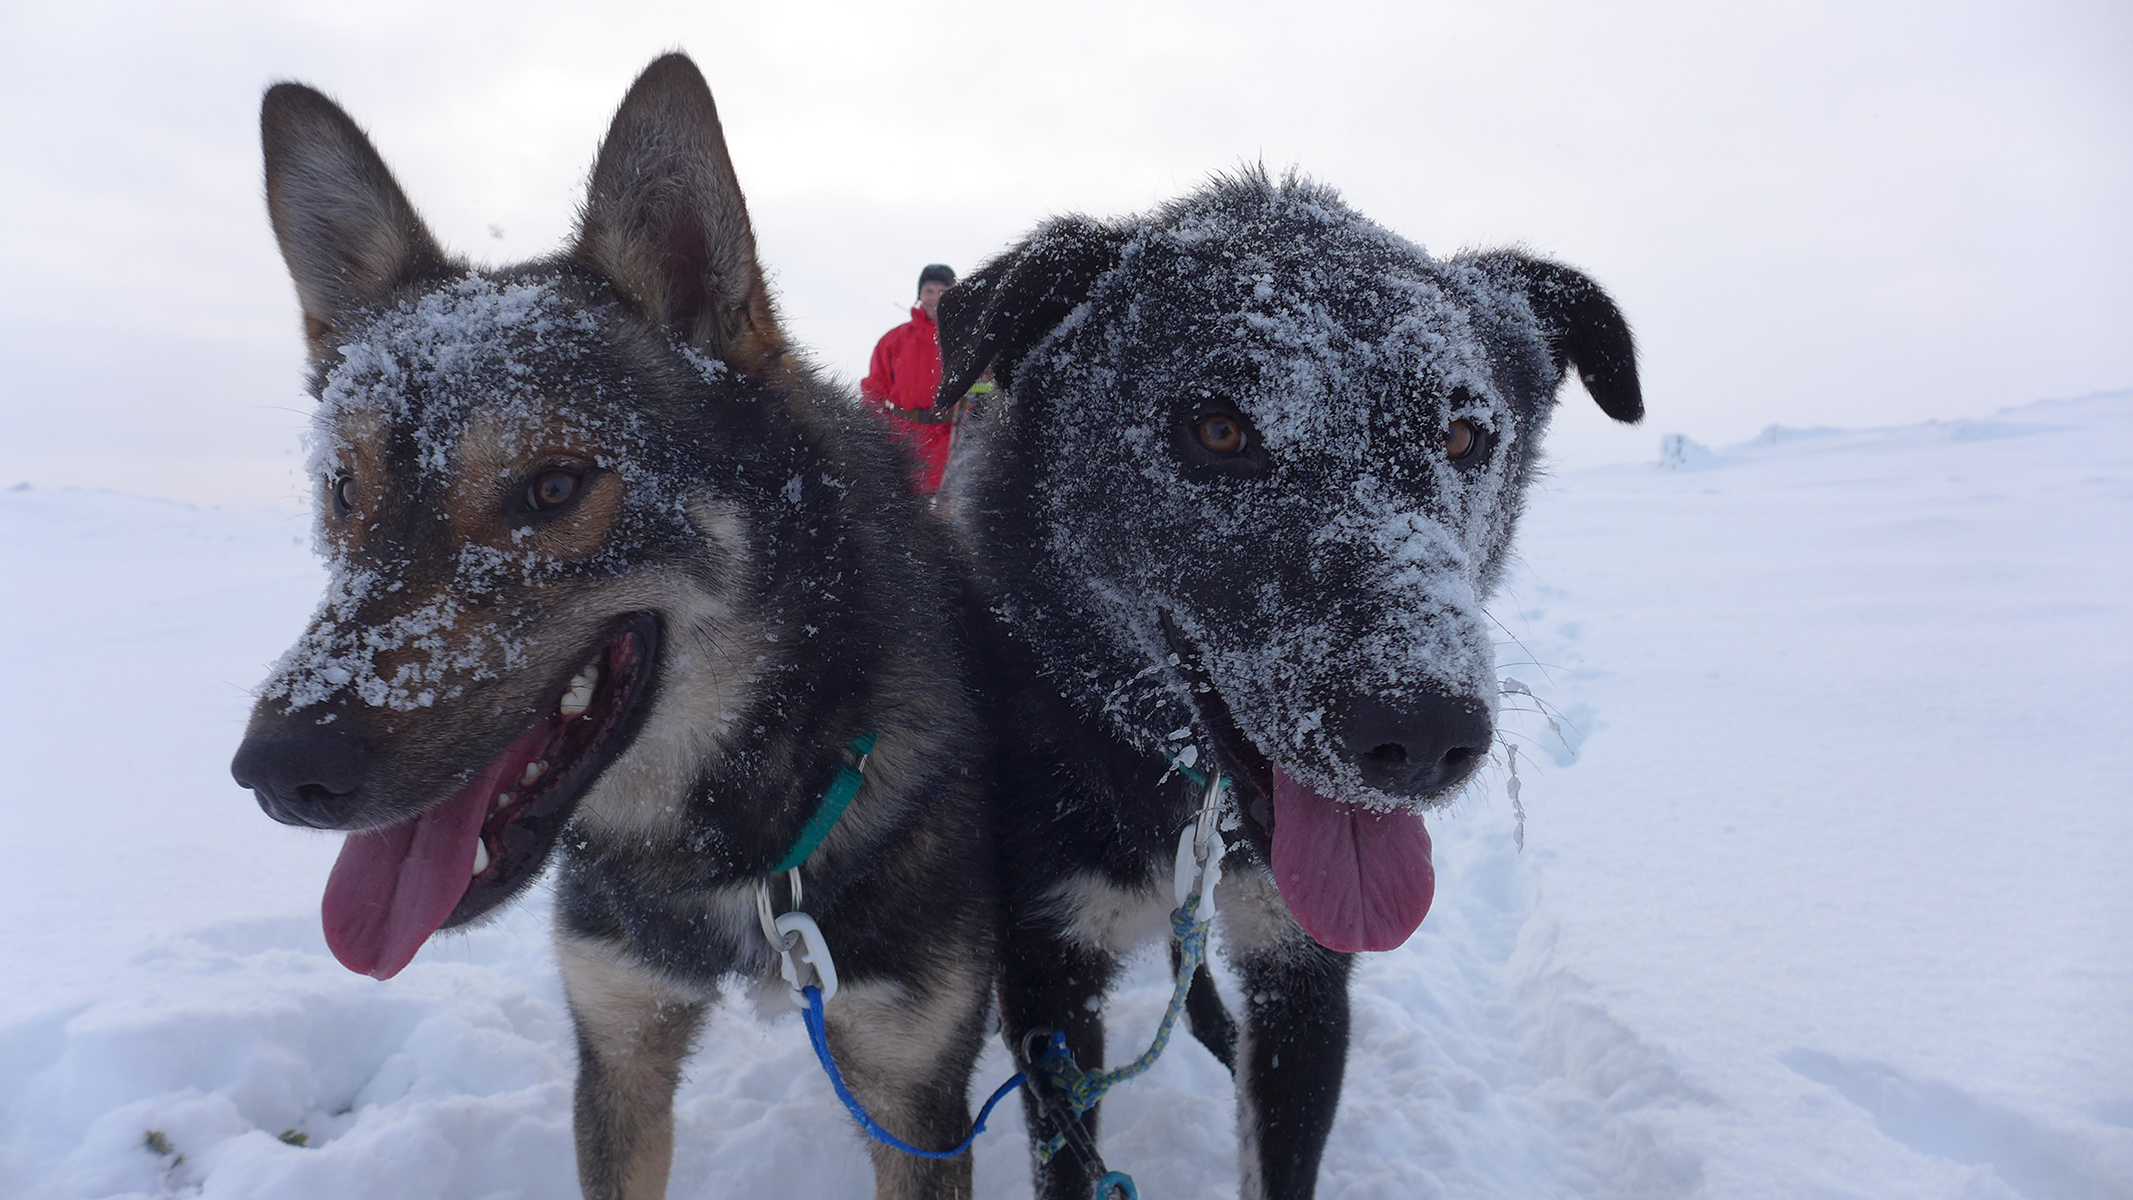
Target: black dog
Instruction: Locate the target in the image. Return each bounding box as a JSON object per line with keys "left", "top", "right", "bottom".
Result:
{"left": 934, "top": 170, "right": 1641, "bottom": 1198}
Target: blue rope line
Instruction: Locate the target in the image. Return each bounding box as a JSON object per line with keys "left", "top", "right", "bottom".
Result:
{"left": 1035, "top": 894, "right": 1213, "bottom": 1162}
{"left": 801, "top": 984, "right": 1025, "bottom": 1160}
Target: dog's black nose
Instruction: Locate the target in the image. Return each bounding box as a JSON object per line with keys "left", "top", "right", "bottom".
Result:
{"left": 1340, "top": 692, "right": 1493, "bottom": 797}
{"left": 232, "top": 726, "right": 371, "bottom": 829}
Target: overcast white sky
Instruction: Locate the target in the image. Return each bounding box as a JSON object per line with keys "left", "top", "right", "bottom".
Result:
{"left": 1, "top": 0, "right": 2127, "bottom": 508}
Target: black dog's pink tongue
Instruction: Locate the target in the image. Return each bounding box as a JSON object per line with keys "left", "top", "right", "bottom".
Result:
{"left": 1269, "top": 765, "right": 1434, "bottom": 953}
{"left": 320, "top": 776, "right": 491, "bottom": 980}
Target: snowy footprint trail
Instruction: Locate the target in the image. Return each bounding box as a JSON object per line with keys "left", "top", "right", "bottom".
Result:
{"left": 3, "top": 393, "right": 2130, "bottom": 1198}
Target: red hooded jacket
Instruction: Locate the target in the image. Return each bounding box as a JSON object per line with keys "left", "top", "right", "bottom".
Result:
{"left": 860, "top": 306, "right": 953, "bottom": 493}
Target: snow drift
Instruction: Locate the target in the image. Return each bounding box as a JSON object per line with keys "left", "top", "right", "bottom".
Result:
{"left": 1, "top": 393, "right": 2128, "bottom": 1198}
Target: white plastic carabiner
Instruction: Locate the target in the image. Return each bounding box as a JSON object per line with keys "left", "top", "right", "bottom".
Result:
{"left": 1173, "top": 770, "right": 1228, "bottom": 916}
{"left": 774, "top": 910, "right": 840, "bottom": 1008}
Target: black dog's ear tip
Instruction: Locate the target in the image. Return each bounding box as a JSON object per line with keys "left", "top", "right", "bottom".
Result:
{"left": 936, "top": 359, "right": 990, "bottom": 407}
{"left": 1584, "top": 373, "right": 1644, "bottom": 424}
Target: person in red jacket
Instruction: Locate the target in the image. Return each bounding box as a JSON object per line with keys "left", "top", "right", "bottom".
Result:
{"left": 861, "top": 264, "right": 958, "bottom": 493}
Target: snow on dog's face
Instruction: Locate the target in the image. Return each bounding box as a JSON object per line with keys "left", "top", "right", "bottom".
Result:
{"left": 281, "top": 278, "right": 660, "bottom": 712}
{"left": 233, "top": 68, "right": 821, "bottom": 980}
{"left": 938, "top": 172, "right": 1641, "bottom": 953}
{"left": 238, "top": 269, "right": 776, "bottom": 982}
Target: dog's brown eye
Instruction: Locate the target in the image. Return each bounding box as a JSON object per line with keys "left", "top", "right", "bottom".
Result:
{"left": 527, "top": 469, "right": 581, "bottom": 512}
{"left": 1197, "top": 415, "right": 1246, "bottom": 454}
{"left": 1447, "top": 419, "right": 1479, "bottom": 462}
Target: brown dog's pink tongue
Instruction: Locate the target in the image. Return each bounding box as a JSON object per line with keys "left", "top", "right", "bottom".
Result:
{"left": 1269, "top": 765, "right": 1434, "bottom": 953}
{"left": 320, "top": 776, "right": 492, "bottom": 980}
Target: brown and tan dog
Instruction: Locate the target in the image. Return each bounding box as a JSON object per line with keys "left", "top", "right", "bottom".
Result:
{"left": 231, "top": 54, "right": 998, "bottom": 1200}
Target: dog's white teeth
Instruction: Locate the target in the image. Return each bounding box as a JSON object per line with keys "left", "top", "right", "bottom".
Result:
{"left": 520, "top": 760, "right": 548, "bottom": 786}
{"left": 471, "top": 839, "right": 491, "bottom": 877}
{"left": 495, "top": 792, "right": 517, "bottom": 812}
{"left": 559, "top": 664, "right": 600, "bottom": 718}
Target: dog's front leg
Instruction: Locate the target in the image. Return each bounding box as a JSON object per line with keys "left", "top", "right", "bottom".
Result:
{"left": 819, "top": 968, "right": 992, "bottom": 1200}
{"left": 557, "top": 931, "right": 708, "bottom": 1200}
{"left": 1231, "top": 935, "right": 1355, "bottom": 1200}
{"left": 999, "top": 919, "right": 1118, "bottom": 1200}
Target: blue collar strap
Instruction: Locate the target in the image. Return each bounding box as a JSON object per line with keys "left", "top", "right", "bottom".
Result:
{"left": 771, "top": 731, "right": 878, "bottom": 874}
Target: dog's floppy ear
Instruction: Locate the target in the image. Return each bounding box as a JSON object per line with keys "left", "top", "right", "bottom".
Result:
{"left": 936, "top": 217, "right": 1128, "bottom": 403}
{"left": 1478, "top": 252, "right": 1643, "bottom": 424}
{"left": 261, "top": 84, "right": 452, "bottom": 361}
{"left": 573, "top": 53, "right": 786, "bottom": 377}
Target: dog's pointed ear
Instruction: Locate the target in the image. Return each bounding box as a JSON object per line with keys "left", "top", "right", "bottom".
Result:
{"left": 572, "top": 54, "right": 785, "bottom": 376}
{"left": 936, "top": 217, "right": 1128, "bottom": 404}
{"left": 261, "top": 83, "right": 452, "bottom": 361}
{"left": 1478, "top": 253, "right": 1643, "bottom": 424}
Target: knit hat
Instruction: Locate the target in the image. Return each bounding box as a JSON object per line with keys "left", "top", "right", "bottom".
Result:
{"left": 917, "top": 264, "right": 956, "bottom": 297}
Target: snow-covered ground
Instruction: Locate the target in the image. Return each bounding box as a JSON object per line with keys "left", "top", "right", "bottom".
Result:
{"left": 1, "top": 392, "right": 2127, "bottom": 1199}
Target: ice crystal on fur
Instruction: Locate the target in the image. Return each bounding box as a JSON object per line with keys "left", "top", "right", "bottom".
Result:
{"left": 262, "top": 570, "right": 521, "bottom": 713}
{"left": 265, "top": 277, "right": 662, "bottom": 713}
{"left": 1505, "top": 741, "right": 1526, "bottom": 851}
{"left": 310, "top": 278, "right": 617, "bottom": 487}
